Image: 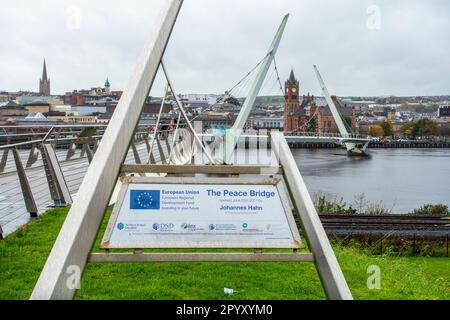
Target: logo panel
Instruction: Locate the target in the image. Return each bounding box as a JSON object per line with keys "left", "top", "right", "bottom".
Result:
{"left": 130, "top": 190, "right": 161, "bottom": 210}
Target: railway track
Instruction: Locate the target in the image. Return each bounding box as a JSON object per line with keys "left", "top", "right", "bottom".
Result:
{"left": 317, "top": 214, "right": 449, "bottom": 238}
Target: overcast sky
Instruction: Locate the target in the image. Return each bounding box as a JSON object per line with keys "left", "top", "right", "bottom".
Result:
{"left": 0, "top": 0, "right": 449, "bottom": 97}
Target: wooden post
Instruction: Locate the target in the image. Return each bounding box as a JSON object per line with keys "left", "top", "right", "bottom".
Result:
{"left": 0, "top": 148, "right": 9, "bottom": 173}
{"left": 12, "top": 147, "right": 38, "bottom": 218}
{"left": 26, "top": 144, "right": 39, "bottom": 168}
{"left": 271, "top": 132, "right": 353, "bottom": 300}
{"left": 131, "top": 143, "right": 142, "bottom": 164}
{"left": 40, "top": 144, "right": 73, "bottom": 206}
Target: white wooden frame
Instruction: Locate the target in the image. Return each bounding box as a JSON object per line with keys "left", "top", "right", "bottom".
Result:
{"left": 89, "top": 252, "right": 313, "bottom": 263}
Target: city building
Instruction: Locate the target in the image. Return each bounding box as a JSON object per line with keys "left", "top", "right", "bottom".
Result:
{"left": 0, "top": 101, "right": 28, "bottom": 124}
{"left": 104, "top": 78, "right": 111, "bottom": 94}
{"left": 284, "top": 70, "right": 356, "bottom": 134}
{"left": 195, "top": 112, "right": 235, "bottom": 129}
{"left": 13, "top": 113, "right": 63, "bottom": 127}
{"left": 106, "top": 97, "right": 172, "bottom": 115}
{"left": 71, "top": 105, "right": 108, "bottom": 116}
{"left": 284, "top": 70, "right": 306, "bottom": 133}
{"left": 24, "top": 100, "right": 51, "bottom": 114}
{"left": 63, "top": 79, "right": 122, "bottom": 106}
{"left": 438, "top": 104, "right": 450, "bottom": 118}
{"left": 47, "top": 115, "right": 98, "bottom": 123}
{"left": 251, "top": 116, "right": 284, "bottom": 130}
{"left": 178, "top": 94, "right": 218, "bottom": 108}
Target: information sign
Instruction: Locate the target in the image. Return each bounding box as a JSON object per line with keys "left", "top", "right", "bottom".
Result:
{"left": 101, "top": 177, "right": 302, "bottom": 249}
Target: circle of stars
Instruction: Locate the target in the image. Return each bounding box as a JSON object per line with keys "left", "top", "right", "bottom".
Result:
{"left": 137, "top": 192, "right": 153, "bottom": 209}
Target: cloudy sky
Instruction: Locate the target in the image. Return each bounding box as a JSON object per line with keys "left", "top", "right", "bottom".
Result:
{"left": 0, "top": 0, "right": 449, "bottom": 97}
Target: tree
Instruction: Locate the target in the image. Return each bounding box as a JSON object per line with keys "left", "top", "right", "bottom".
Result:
{"left": 401, "top": 122, "right": 416, "bottom": 138}
{"left": 414, "top": 119, "right": 439, "bottom": 137}
{"left": 343, "top": 116, "right": 353, "bottom": 130}
{"left": 380, "top": 120, "right": 393, "bottom": 137}
{"left": 369, "top": 125, "right": 384, "bottom": 137}
{"left": 306, "top": 117, "right": 317, "bottom": 133}
{"left": 401, "top": 119, "right": 440, "bottom": 138}
{"left": 439, "top": 123, "right": 450, "bottom": 137}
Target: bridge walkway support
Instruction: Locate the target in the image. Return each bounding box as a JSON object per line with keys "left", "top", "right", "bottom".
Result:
{"left": 272, "top": 132, "right": 352, "bottom": 300}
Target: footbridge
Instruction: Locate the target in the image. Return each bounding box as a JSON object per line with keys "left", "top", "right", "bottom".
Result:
{"left": 0, "top": 125, "right": 172, "bottom": 238}
{"left": 285, "top": 132, "right": 371, "bottom": 149}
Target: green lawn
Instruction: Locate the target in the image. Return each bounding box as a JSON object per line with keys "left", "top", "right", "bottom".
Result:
{"left": 0, "top": 208, "right": 448, "bottom": 300}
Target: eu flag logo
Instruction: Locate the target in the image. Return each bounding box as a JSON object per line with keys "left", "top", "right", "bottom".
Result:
{"left": 130, "top": 190, "right": 160, "bottom": 210}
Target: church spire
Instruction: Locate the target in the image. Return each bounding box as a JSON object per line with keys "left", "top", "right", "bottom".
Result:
{"left": 39, "top": 58, "right": 51, "bottom": 96}
{"left": 105, "top": 77, "right": 111, "bottom": 94}
{"left": 42, "top": 59, "right": 48, "bottom": 81}
{"left": 288, "top": 69, "right": 297, "bottom": 85}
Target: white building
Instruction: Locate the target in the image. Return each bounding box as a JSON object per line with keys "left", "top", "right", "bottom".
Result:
{"left": 251, "top": 117, "right": 284, "bottom": 129}
{"left": 71, "top": 105, "right": 107, "bottom": 116}
{"left": 178, "top": 94, "right": 218, "bottom": 106}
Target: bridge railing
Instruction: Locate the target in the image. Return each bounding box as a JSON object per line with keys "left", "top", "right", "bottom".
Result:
{"left": 0, "top": 124, "right": 158, "bottom": 172}
{"left": 0, "top": 124, "right": 178, "bottom": 239}
{"left": 285, "top": 131, "right": 369, "bottom": 139}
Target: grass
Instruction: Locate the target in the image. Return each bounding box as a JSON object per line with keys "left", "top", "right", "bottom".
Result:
{"left": 0, "top": 207, "right": 448, "bottom": 300}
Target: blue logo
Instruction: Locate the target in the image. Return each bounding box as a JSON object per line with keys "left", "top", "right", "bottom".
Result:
{"left": 153, "top": 223, "right": 174, "bottom": 232}
{"left": 117, "top": 223, "right": 125, "bottom": 231}
{"left": 130, "top": 190, "right": 161, "bottom": 210}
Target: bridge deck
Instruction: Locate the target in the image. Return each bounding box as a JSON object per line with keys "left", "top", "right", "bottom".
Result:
{"left": 0, "top": 143, "right": 163, "bottom": 237}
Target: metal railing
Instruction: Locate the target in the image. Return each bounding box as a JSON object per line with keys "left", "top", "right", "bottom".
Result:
{"left": 285, "top": 131, "right": 368, "bottom": 139}
{"left": 0, "top": 124, "right": 176, "bottom": 238}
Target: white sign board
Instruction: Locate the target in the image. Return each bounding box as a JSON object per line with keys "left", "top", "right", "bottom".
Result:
{"left": 102, "top": 177, "right": 302, "bottom": 249}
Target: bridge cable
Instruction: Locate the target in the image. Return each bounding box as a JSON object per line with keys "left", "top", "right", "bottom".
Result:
{"left": 161, "top": 61, "right": 216, "bottom": 164}
{"left": 146, "top": 82, "right": 170, "bottom": 164}
{"left": 188, "top": 53, "right": 271, "bottom": 124}
{"left": 273, "top": 56, "right": 286, "bottom": 98}
{"left": 226, "top": 52, "right": 271, "bottom": 95}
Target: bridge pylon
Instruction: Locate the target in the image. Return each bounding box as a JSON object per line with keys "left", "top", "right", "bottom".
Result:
{"left": 314, "top": 65, "right": 370, "bottom": 156}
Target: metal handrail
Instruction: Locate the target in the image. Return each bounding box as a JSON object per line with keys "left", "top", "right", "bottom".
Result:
{"left": 0, "top": 129, "right": 156, "bottom": 150}
{"left": 0, "top": 133, "right": 48, "bottom": 138}
{"left": 0, "top": 129, "right": 170, "bottom": 237}
{"left": 285, "top": 131, "right": 369, "bottom": 139}
{"left": 0, "top": 124, "right": 109, "bottom": 130}
{"left": 0, "top": 140, "right": 44, "bottom": 150}
{"left": 0, "top": 123, "right": 157, "bottom": 130}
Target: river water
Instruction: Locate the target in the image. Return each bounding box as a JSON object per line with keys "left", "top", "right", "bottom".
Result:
{"left": 292, "top": 148, "right": 450, "bottom": 214}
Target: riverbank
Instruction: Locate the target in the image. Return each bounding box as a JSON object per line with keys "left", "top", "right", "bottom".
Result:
{"left": 0, "top": 208, "right": 448, "bottom": 300}
{"left": 286, "top": 141, "right": 450, "bottom": 149}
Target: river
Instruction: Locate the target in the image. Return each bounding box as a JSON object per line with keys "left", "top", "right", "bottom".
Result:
{"left": 292, "top": 148, "right": 450, "bottom": 214}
